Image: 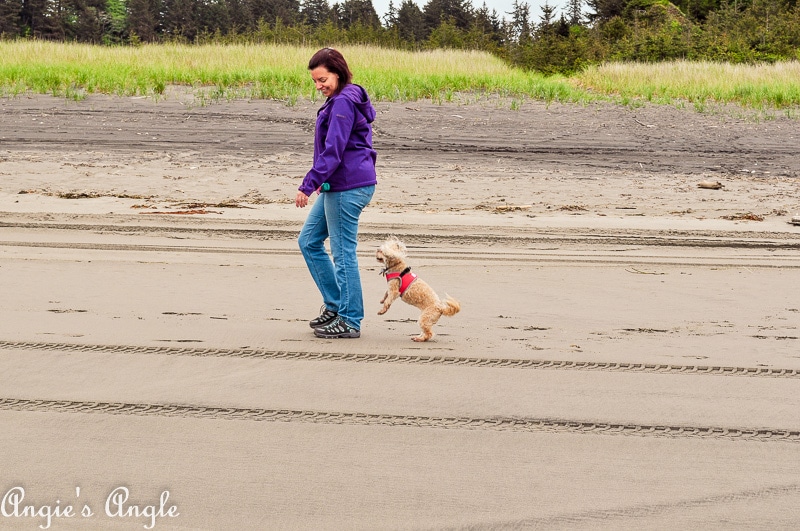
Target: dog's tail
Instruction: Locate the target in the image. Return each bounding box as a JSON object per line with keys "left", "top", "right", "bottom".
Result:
{"left": 439, "top": 295, "right": 461, "bottom": 317}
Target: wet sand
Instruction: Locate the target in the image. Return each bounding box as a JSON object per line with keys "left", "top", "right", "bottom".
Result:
{"left": 1, "top": 94, "right": 799, "bottom": 529}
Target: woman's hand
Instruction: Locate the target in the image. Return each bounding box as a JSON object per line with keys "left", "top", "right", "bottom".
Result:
{"left": 295, "top": 191, "right": 310, "bottom": 208}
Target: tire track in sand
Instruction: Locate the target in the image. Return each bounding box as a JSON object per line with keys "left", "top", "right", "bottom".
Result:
{"left": 1, "top": 340, "right": 799, "bottom": 379}
{"left": 1, "top": 397, "right": 798, "bottom": 443}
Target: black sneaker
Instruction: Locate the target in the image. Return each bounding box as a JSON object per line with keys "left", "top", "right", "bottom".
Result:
{"left": 314, "top": 316, "right": 360, "bottom": 338}
{"left": 310, "top": 306, "right": 337, "bottom": 329}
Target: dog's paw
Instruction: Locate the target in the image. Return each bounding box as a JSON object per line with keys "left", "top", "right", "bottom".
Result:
{"left": 377, "top": 308, "right": 387, "bottom": 315}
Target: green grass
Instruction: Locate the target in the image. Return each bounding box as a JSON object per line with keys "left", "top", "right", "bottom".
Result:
{"left": 1, "top": 41, "right": 799, "bottom": 110}
{"left": 0, "top": 41, "right": 585, "bottom": 104}
{"left": 575, "top": 60, "right": 800, "bottom": 110}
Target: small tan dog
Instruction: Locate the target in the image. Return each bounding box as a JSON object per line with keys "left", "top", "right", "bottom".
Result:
{"left": 376, "top": 237, "right": 460, "bottom": 341}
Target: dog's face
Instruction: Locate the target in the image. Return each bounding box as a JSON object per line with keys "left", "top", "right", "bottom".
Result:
{"left": 376, "top": 237, "right": 407, "bottom": 268}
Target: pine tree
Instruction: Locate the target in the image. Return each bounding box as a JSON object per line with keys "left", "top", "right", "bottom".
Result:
{"left": 226, "top": 0, "right": 254, "bottom": 32}
{"left": 383, "top": 0, "right": 397, "bottom": 27}
{"left": 335, "top": 0, "right": 380, "bottom": 28}
{"left": 20, "top": 0, "right": 59, "bottom": 37}
{"left": 127, "top": 0, "right": 159, "bottom": 40}
{"left": 247, "top": 0, "right": 301, "bottom": 27}
{"left": 585, "top": 0, "right": 626, "bottom": 22}
{"left": 566, "top": 0, "right": 584, "bottom": 26}
{"left": 538, "top": 0, "right": 556, "bottom": 31}
{"left": 104, "top": 0, "right": 128, "bottom": 42}
{"left": 508, "top": 0, "right": 531, "bottom": 43}
{"left": 301, "top": 0, "right": 333, "bottom": 27}
{"left": 71, "top": 0, "right": 109, "bottom": 41}
{"left": 0, "top": 0, "right": 22, "bottom": 36}
{"left": 396, "top": 0, "right": 425, "bottom": 42}
{"left": 161, "top": 0, "right": 198, "bottom": 39}
{"left": 423, "top": 0, "right": 474, "bottom": 32}
{"left": 473, "top": 2, "right": 504, "bottom": 45}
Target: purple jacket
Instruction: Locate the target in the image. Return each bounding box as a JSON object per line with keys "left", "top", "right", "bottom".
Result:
{"left": 298, "top": 83, "right": 378, "bottom": 196}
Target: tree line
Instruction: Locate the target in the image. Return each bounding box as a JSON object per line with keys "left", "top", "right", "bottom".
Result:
{"left": 2, "top": 0, "right": 799, "bottom": 74}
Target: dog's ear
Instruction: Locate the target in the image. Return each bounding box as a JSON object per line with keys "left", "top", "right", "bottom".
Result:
{"left": 385, "top": 237, "right": 407, "bottom": 259}
{"left": 378, "top": 241, "right": 392, "bottom": 260}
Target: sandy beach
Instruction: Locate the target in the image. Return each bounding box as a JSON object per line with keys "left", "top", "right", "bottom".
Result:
{"left": 1, "top": 93, "right": 799, "bottom": 529}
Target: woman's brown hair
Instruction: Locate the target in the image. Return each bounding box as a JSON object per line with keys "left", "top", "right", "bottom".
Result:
{"left": 308, "top": 48, "right": 353, "bottom": 96}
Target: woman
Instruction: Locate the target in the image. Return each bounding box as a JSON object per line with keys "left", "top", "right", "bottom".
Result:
{"left": 296, "top": 48, "right": 377, "bottom": 339}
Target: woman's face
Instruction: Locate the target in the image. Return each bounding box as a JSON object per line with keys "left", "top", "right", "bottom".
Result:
{"left": 310, "top": 66, "right": 338, "bottom": 98}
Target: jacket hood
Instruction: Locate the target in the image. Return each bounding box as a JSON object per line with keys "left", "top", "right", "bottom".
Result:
{"left": 336, "top": 83, "right": 376, "bottom": 123}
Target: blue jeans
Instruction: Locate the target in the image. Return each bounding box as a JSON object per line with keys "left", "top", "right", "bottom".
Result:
{"left": 298, "top": 185, "right": 375, "bottom": 330}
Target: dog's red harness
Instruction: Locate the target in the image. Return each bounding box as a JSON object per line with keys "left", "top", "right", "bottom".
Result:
{"left": 385, "top": 267, "right": 417, "bottom": 296}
